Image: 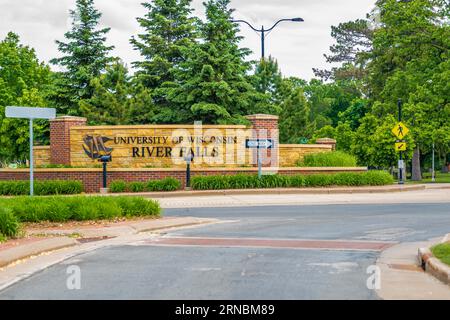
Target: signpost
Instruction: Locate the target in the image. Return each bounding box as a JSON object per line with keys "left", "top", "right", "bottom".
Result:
{"left": 245, "top": 139, "right": 274, "bottom": 178}
{"left": 391, "top": 100, "right": 410, "bottom": 185}
{"left": 5, "top": 106, "right": 56, "bottom": 196}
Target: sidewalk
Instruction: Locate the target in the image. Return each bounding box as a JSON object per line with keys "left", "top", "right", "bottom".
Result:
{"left": 377, "top": 237, "right": 450, "bottom": 300}
{"left": 154, "top": 186, "right": 450, "bottom": 209}
{"left": 0, "top": 216, "right": 217, "bottom": 269}
{"left": 113, "top": 184, "right": 427, "bottom": 198}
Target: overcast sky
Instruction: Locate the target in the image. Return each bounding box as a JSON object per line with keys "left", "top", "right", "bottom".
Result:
{"left": 0, "top": 0, "right": 376, "bottom": 80}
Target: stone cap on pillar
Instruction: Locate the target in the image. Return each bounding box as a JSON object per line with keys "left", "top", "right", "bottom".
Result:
{"left": 245, "top": 114, "right": 279, "bottom": 121}
{"left": 50, "top": 116, "right": 87, "bottom": 123}
{"left": 316, "top": 138, "right": 337, "bottom": 150}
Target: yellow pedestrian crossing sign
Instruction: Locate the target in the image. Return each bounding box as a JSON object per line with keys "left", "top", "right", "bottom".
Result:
{"left": 395, "top": 142, "right": 407, "bottom": 152}
{"left": 392, "top": 122, "right": 409, "bottom": 139}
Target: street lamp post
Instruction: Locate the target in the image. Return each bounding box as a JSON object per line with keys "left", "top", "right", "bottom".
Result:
{"left": 232, "top": 17, "right": 304, "bottom": 59}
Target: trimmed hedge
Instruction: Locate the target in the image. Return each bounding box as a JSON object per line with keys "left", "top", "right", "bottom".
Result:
{"left": 0, "top": 196, "right": 161, "bottom": 223}
{"left": 110, "top": 178, "right": 181, "bottom": 193}
{"left": 191, "top": 171, "right": 394, "bottom": 190}
{"left": 0, "top": 180, "right": 83, "bottom": 196}
{"left": 0, "top": 207, "right": 20, "bottom": 240}
{"left": 298, "top": 151, "right": 358, "bottom": 167}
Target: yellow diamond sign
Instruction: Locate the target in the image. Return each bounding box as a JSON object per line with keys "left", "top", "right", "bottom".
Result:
{"left": 392, "top": 122, "right": 409, "bottom": 139}
{"left": 395, "top": 142, "right": 407, "bottom": 152}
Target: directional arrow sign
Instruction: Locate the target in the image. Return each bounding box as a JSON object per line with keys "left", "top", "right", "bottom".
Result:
{"left": 395, "top": 142, "right": 407, "bottom": 152}
{"left": 245, "top": 139, "right": 274, "bottom": 149}
{"left": 391, "top": 122, "right": 409, "bottom": 139}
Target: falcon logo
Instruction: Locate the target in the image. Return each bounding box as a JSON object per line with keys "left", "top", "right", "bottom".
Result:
{"left": 82, "top": 135, "right": 113, "bottom": 160}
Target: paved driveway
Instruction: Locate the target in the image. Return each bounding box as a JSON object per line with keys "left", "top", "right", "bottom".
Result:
{"left": 1, "top": 203, "right": 450, "bottom": 299}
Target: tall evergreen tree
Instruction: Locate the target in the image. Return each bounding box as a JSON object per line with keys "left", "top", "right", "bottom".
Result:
{"left": 130, "top": 0, "right": 198, "bottom": 123}
{"left": 252, "top": 57, "right": 283, "bottom": 96}
{"left": 80, "top": 61, "right": 156, "bottom": 125}
{"left": 79, "top": 61, "right": 132, "bottom": 125}
{"left": 279, "top": 88, "right": 314, "bottom": 144}
{"left": 131, "top": 0, "right": 198, "bottom": 90}
{"left": 51, "top": 0, "right": 114, "bottom": 115}
{"left": 251, "top": 56, "right": 285, "bottom": 110}
{"left": 169, "top": 0, "right": 263, "bottom": 124}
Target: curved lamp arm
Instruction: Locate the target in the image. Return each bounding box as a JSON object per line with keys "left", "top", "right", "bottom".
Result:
{"left": 231, "top": 20, "right": 261, "bottom": 32}
{"left": 266, "top": 18, "right": 304, "bottom": 32}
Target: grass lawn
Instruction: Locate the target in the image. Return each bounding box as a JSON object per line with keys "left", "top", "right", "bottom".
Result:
{"left": 406, "top": 172, "right": 450, "bottom": 184}
{"left": 431, "top": 243, "right": 450, "bottom": 266}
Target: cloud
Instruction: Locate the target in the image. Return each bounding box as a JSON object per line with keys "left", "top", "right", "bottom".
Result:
{"left": 0, "top": 0, "right": 376, "bottom": 79}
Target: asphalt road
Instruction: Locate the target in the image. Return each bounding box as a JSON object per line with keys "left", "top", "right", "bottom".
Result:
{"left": 1, "top": 203, "right": 450, "bottom": 300}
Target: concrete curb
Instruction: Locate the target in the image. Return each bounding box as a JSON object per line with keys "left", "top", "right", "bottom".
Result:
{"left": 0, "top": 237, "right": 78, "bottom": 268}
{"left": 2, "top": 218, "right": 216, "bottom": 268}
{"left": 425, "top": 184, "right": 450, "bottom": 190}
{"left": 103, "top": 184, "right": 426, "bottom": 198}
{"left": 418, "top": 235, "right": 450, "bottom": 286}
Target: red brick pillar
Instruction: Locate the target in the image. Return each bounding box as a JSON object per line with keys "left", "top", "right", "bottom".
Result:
{"left": 245, "top": 114, "right": 279, "bottom": 168}
{"left": 316, "top": 138, "right": 337, "bottom": 151}
{"left": 50, "top": 116, "right": 87, "bottom": 165}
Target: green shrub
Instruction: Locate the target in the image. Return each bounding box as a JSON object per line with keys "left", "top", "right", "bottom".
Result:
{"left": 298, "top": 151, "right": 358, "bottom": 167}
{"left": 0, "top": 207, "right": 20, "bottom": 238}
{"left": 0, "top": 181, "right": 28, "bottom": 195}
{"left": 110, "top": 178, "right": 182, "bottom": 193}
{"left": 113, "top": 197, "right": 161, "bottom": 217}
{"left": 304, "top": 174, "right": 332, "bottom": 187}
{"left": 0, "top": 180, "right": 83, "bottom": 196}
{"left": 110, "top": 180, "right": 127, "bottom": 193}
{"left": 146, "top": 177, "right": 181, "bottom": 192}
{"left": 228, "top": 174, "right": 260, "bottom": 189}
{"left": 290, "top": 175, "right": 306, "bottom": 188}
{"left": 128, "top": 182, "right": 146, "bottom": 193}
{"left": 360, "top": 170, "right": 395, "bottom": 186}
{"left": 160, "top": 177, "right": 181, "bottom": 191}
{"left": 35, "top": 180, "right": 83, "bottom": 195}
{"left": 191, "top": 171, "right": 394, "bottom": 190}
{"left": 331, "top": 173, "right": 363, "bottom": 186}
{"left": 0, "top": 196, "right": 161, "bottom": 222}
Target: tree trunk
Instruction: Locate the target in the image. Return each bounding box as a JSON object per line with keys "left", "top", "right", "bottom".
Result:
{"left": 411, "top": 146, "right": 422, "bottom": 181}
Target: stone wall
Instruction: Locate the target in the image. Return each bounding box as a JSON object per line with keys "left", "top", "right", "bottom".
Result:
{"left": 32, "top": 142, "right": 331, "bottom": 168}
{"left": 31, "top": 113, "right": 336, "bottom": 169}
{"left": 279, "top": 144, "right": 333, "bottom": 167}
{"left": 33, "top": 146, "right": 51, "bottom": 167}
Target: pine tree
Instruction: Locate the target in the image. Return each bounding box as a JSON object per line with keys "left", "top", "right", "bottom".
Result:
{"left": 279, "top": 88, "right": 315, "bottom": 143}
{"left": 169, "top": 0, "right": 260, "bottom": 124}
{"left": 252, "top": 56, "right": 283, "bottom": 98}
{"left": 130, "top": 0, "right": 198, "bottom": 90}
{"left": 251, "top": 56, "right": 286, "bottom": 115}
{"left": 80, "top": 61, "right": 156, "bottom": 125}
{"left": 79, "top": 61, "right": 132, "bottom": 125}
{"left": 51, "top": 0, "right": 114, "bottom": 115}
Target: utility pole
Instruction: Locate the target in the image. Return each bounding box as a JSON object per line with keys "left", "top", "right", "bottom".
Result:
{"left": 432, "top": 142, "right": 436, "bottom": 182}
{"left": 398, "top": 99, "right": 404, "bottom": 185}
